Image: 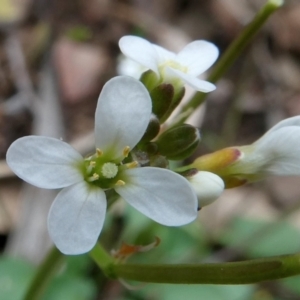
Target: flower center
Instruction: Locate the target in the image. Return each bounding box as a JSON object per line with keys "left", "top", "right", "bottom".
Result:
{"left": 82, "top": 147, "right": 138, "bottom": 189}
{"left": 159, "top": 60, "right": 188, "bottom": 75}
{"left": 101, "top": 162, "right": 118, "bottom": 179}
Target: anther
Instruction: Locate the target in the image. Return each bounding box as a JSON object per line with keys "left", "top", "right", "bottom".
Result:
{"left": 87, "top": 173, "right": 99, "bottom": 182}
{"left": 115, "top": 180, "right": 125, "bottom": 186}
{"left": 96, "top": 148, "right": 103, "bottom": 157}
{"left": 123, "top": 146, "right": 130, "bottom": 158}
{"left": 125, "top": 161, "right": 138, "bottom": 169}
{"left": 87, "top": 161, "right": 96, "bottom": 174}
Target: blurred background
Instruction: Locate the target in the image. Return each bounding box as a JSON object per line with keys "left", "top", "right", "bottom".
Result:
{"left": 1, "top": 0, "right": 300, "bottom": 299}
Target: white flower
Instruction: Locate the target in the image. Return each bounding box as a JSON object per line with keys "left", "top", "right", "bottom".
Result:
{"left": 237, "top": 116, "right": 300, "bottom": 179}
{"left": 119, "top": 35, "right": 218, "bottom": 92}
{"left": 6, "top": 76, "right": 198, "bottom": 255}
{"left": 193, "top": 116, "right": 300, "bottom": 187}
{"left": 187, "top": 171, "right": 224, "bottom": 207}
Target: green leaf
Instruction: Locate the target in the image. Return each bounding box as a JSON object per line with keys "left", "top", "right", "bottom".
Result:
{"left": 64, "top": 254, "right": 93, "bottom": 276}
{"left": 220, "top": 217, "right": 300, "bottom": 257}
{"left": 282, "top": 275, "right": 300, "bottom": 295}
{"left": 0, "top": 256, "right": 35, "bottom": 300}
{"left": 143, "top": 284, "right": 254, "bottom": 300}
{"left": 42, "top": 275, "right": 97, "bottom": 300}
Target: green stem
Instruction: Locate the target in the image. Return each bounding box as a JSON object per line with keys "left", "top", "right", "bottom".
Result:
{"left": 23, "top": 246, "right": 64, "bottom": 300}
{"left": 174, "top": 0, "right": 284, "bottom": 126}
{"left": 89, "top": 242, "right": 115, "bottom": 278}
{"left": 23, "top": 243, "right": 115, "bottom": 300}
{"left": 113, "top": 253, "right": 300, "bottom": 284}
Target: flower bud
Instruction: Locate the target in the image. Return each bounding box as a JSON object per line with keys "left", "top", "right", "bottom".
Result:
{"left": 186, "top": 170, "right": 224, "bottom": 207}
{"left": 191, "top": 147, "right": 247, "bottom": 188}
{"left": 192, "top": 147, "right": 242, "bottom": 173}
{"left": 190, "top": 112, "right": 300, "bottom": 190}
{"left": 156, "top": 124, "right": 200, "bottom": 160}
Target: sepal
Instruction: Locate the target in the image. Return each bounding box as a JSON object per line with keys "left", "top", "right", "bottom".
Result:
{"left": 160, "top": 86, "right": 185, "bottom": 123}
{"left": 140, "top": 70, "right": 160, "bottom": 92}
{"left": 191, "top": 147, "right": 248, "bottom": 188}
{"left": 140, "top": 114, "right": 161, "bottom": 142}
{"left": 150, "top": 84, "right": 174, "bottom": 121}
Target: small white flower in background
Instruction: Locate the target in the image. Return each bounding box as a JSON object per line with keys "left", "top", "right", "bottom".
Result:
{"left": 6, "top": 76, "right": 198, "bottom": 255}
{"left": 187, "top": 171, "right": 224, "bottom": 207}
{"left": 119, "top": 35, "right": 219, "bottom": 92}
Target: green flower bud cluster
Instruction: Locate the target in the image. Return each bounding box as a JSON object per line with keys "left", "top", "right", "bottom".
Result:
{"left": 137, "top": 71, "right": 200, "bottom": 164}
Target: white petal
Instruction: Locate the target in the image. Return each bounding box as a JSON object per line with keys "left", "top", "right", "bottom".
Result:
{"left": 115, "top": 167, "right": 198, "bottom": 226}
{"left": 153, "top": 44, "right": 176, "bottom": 65}
{"left": 48, "top": 181, "right": 106, "bottom": 255}
{"left": 167, "top": 68, "right": 216, "bottom": 92}
{"left": 176, "top": 41, "right": 219, "bottom": 76}
{"left": 95, "top": 76, "right": 152, "bottom": 159}
{"left": 117, "top": 55, "right": 147, "bottom": 79}
{"left": 119, "top": 36, "right": 159, "bottom": 75}
{"left": 254, "top": 127, "right": 300, "bottom": 175}
{"left": 263, "top": 116, "right": 300, "bottom": 135}
{"left": 6, "top": 136, "right": 83, "bottom": 189}
{"left": 187, "top": 171, "right": 224, "bottom": 207}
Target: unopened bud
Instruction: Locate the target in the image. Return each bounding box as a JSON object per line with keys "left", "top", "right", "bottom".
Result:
{"left": 156, "top": 124, "right": 200, "bottom": 160}
{"left": 192, "top": 147, "right": 242, "bottom": 173}
{"left": 186, "top": 170, "right": 224, "bottom": 207}
{"left": 191, "top": 147, "right": 252, "bottom": 188}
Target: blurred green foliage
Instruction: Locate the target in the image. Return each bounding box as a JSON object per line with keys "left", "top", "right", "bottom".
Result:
{"left": 3, "top": 205, "right": 300, "bottom": 299}
{"left": 0, "top": 255, "right": 97, "bottom": 300}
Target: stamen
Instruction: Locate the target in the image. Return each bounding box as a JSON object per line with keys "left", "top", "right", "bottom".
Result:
{"left": 161, "top": 60, "right": 188, "bottom": 73}
{"left": 123, "top": 146, "right": 130, "bottom": 158}
{"left": 96, "top": 148, "right": 103, "bottom": 157}
{"left": 87, "top": 173, "right": 99, "bottom": 182}
{"left": 115, "top": 180, "right": 125, "bottom": 186}
{"left": 125, "top": 161, "right": 138, "bottom": 169}
{"left": 87, "top": 161, "right": 96, "bottom": 174}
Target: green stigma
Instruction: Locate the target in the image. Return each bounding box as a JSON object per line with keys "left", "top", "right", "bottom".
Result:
{"left": 101, "top": 162, "right": 118, "bottom": 179}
